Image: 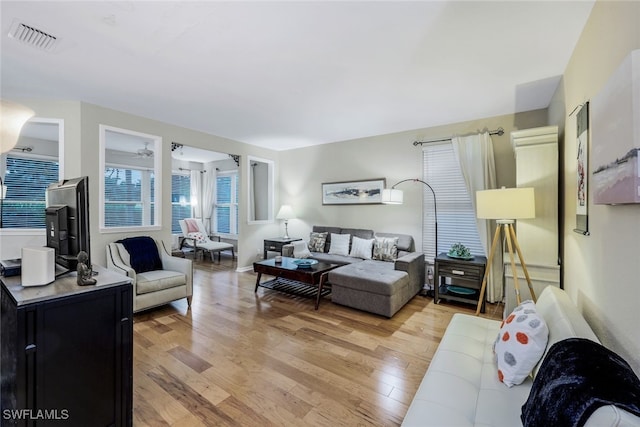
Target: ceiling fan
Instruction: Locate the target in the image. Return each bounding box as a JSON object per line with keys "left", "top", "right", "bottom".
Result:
{"left": 135, "top": 142, "right": 154, "bottom": 158}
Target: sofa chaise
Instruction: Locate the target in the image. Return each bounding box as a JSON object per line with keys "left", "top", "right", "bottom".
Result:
{"left": 402, "top": 286, "right": 640, "bottom": 426}
{"left": 283, "top": 225, "right": 425, "bottom": 317}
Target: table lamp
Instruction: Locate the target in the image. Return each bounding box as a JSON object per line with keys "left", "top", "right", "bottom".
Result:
{"left": 475, "top": 187, "right": 536, "bottom": 315}
{"left": 276, "top": 205, "right": 295, "bottom": 239}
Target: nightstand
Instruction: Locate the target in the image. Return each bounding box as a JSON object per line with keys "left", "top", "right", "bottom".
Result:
{"left": 263, "top": 237, "right": 302, "bottom": 259}
{"left": 434, "top": 252, "right": 487, "bottom": 313}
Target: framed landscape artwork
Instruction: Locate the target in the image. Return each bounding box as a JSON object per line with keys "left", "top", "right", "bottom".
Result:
{"left": 591, "top": 49, "right": 640, "bottom": 205}
{"left": 322, "top": 178, "right": 386, "bottom": 205}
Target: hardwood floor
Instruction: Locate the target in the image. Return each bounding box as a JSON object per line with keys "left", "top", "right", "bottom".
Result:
{"left": 132, "top": 256, "right": 503, "bottom": 426}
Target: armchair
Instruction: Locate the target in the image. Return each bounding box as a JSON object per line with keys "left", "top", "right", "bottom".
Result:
{"left": 179, "top": 218, "right": 235, "bottom": 262}
{"left": 106, "top": 236, "right": 193, "bottom": 313}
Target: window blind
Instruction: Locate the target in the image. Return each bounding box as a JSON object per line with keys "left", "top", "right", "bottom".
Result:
{"left": 104, "top": 167, "right": 155, "bottom": 227}
{"left": 2, "top": 155, "right": 59, "bottom": 228}
{"left": 214, "top": 172, "right": 238, "bottom": 235}
{"left": 171, "top": 173, "right": 191, "bottom": 234}
{"left": 422, "top": 144, "right": 483, "bottom": 262}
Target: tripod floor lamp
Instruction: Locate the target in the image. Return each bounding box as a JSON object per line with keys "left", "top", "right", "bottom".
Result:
{"left": 475, "top": 187, "right": 536, "bottom": 316}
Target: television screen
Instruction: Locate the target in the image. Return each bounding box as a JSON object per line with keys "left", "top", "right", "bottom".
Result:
{"left": 45, "top": 176, "right": 91, "bottom": 270}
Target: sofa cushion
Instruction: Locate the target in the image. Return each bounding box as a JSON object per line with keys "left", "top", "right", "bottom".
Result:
{"left": 349, "top": 236, "right": 374, "bottom": 259}
{"left": 373, "top": 236, "right": 399, "bottom": 261}
{"left": 308, "top": 231, "right": 328, "bottom": 252}
{"left": 328, "top": 233, "right": 350, "bottom": 256}
{"left": 494, "top": 300, "right": 549, "bottom": 387}
{"left": 310, "top": 252, "right": 362, "bottom": 265}
{"left": 329, "top": 260, "right": 408, "bottom": 296}
{"left": 136, "top": 270, "right": 186, "bottom": 295}
{"left": 375, "top": 232, "right": 415, "bottom": 257}
{"left": 312, "top": 226, "right": 342, "bottom": 252}
{"left": 341, "top": 227, "right": 374, "bottom": 241}
{"left": 532, "top": 286, "right": 600, "bottom": 377}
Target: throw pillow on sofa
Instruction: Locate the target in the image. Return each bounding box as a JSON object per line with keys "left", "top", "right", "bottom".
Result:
{"left": 494, "top": 300, "right": 549, "bottom": 387}
{"left": 373, "top": 236, "right": 399, "bottom": 261}
{"left": 349, "top": 236, "right": 374, "bottom": 259}
{"left": 328, "top": 233, "right": 350, "bottom": 256}
{"left": 308, "top": 232, "right": 328, "bottom": 252}
{"left": 292, "top": 240, "right": 311, "bottom": 258}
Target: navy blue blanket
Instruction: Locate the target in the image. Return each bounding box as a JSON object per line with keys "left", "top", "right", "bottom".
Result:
{"left": 521, "top": 338, "right": 640, "bottom": 427}
{"left": 117, "top": 236, "right": 162, "bottom": 274}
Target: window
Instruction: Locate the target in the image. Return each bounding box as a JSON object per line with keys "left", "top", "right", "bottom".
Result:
{"left": 171, "top": 173, "right": 191, "bottom": 234}
{"left": 423, "top": 143, "right": 483, "bottom": 262}
{"left": 1, "top": 155, "right": 59, "bottom": 228}
{"left": 103, "top": 167, "right": 155, "bottom": 228}
{"left": 214, "top": 171, "right": 238, "bottom": 235}
{"left": 99, "top": 125, "right": 162, "bottom": 231}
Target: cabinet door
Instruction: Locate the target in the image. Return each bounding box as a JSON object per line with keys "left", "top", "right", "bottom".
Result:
{"left": 35, "top": 286, "right": 131, "bottom": 426}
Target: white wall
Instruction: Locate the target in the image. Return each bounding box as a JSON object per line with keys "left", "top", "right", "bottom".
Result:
{"left": 548, "top": 0, "right": 640, "bottom": 374}
{"left": 0, "top": 100, "right": 280, "bottom": 270}
{"left": 279, "top": 110, "right": 548, "bottom": 254}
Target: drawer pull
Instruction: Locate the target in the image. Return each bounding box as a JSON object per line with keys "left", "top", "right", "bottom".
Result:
{"left": 452, "top": 270, "right": 465, "bottom": 275}
{"left": 268, "top": 246, "right": 277, "bottom": 250}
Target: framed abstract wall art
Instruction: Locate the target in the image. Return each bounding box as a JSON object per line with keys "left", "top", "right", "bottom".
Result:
{"left": 322, "top": 178, "right": 386, "bottom": 205}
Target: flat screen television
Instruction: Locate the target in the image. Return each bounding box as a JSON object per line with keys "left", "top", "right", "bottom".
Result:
{"left": 45, "top": 176, "right": 91, "bottom": 270}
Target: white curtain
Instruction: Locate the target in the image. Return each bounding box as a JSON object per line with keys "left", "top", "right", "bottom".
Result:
{"left": 452, "top": 131, "right": 500, "bottom": 302}
{"left": 190, "top": 170, "right": 202, "bottom": 219}
{"left": 202, "top": 168, "right": 217, "bottom": 234}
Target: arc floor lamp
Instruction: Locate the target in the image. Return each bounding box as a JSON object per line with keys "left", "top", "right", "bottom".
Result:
{"left": 475, "top": 187, "right": 537, "bottom": 316}
{"left": 381, "top": 178, "right": 437, "bottom": 260}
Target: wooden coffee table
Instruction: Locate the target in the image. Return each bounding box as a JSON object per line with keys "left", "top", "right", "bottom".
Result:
{"left": 253, "top": 257, "right": 339, "bottom": 309}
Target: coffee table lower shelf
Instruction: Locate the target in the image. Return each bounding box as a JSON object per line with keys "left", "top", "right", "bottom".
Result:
{"left": 257, "top": 277, "right": 332, "bottom": 300}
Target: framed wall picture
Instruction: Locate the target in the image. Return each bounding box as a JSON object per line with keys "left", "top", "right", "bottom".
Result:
{"left": 574, "top": 102, "right": 589, "bottom": 235}
{"left": 322, "top": 178, "right": 386, "bottom": 205}
{"left": 591, "top": 49, "right": 640, "bottom": 205}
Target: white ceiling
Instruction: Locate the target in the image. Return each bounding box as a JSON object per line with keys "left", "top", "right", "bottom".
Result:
{"left": 1, "top": 1, "right": 595, "bottom": 151}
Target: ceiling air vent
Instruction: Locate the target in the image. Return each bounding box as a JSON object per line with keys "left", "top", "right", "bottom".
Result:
{"left": 8, "top": 21, "right": 58, "bottom": 52}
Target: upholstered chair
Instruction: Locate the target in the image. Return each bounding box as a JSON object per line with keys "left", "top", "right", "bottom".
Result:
{"left": 106, "top": 236, "right": 193, "bottom": 313}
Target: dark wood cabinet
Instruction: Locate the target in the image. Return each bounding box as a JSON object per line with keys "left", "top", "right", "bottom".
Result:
{"left": 434, "top": 253, "right": 487, "bottom": 313}
{"left": 1, "top": 266, "right": 133, "bottom": 427}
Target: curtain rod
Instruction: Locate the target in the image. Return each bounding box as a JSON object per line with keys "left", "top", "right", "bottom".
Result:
{"left": 178, "top": 167, "right": 207, "bottom": 173}
{"left": 413, "top": 127, "right": 505, "bottom": 146}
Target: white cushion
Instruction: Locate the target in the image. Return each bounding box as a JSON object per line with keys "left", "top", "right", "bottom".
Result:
{"left": 292, "top": 240, "right": 311, "bottom": 258}
{"left": 349, "top": 236, "right": 374, "bottom": 259}
{"left": 494, "top": 300, "right": 549, "bottom": 387}
{"left": 328, "top": 233, "right": 350, "bottom": 256}
{"left": 187, "top": 231, "right": 207, "bottom": 243}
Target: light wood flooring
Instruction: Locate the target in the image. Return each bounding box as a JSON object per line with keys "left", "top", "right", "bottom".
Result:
{"left": 132, "top": 256, "right": 503, "bottom": 426}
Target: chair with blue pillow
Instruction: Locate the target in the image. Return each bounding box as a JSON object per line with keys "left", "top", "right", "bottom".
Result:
{"left": 106, "top": 236, "right": 193, "bottom": 313}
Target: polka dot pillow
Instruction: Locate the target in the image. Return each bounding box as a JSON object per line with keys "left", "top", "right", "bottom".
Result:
{"left": 494, "top": 300, "right": 549, "bottom": 387}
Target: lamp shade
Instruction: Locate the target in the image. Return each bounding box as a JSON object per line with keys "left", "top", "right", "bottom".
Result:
{"left": 381, "top": 188, "right": 403, "bottom": 204}
{"left": 1, "top": 100, "right": 35, "bottom": 153}
{"left": 276, "top": 204, "right": 295, "bottom": 220}
{"left": 476, "top": 187, "right": 535, "bottom": 220}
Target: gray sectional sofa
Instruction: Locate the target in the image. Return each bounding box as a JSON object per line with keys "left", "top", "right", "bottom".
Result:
{"left": 283, "top": 225, "right": 425, "bottom": 317}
